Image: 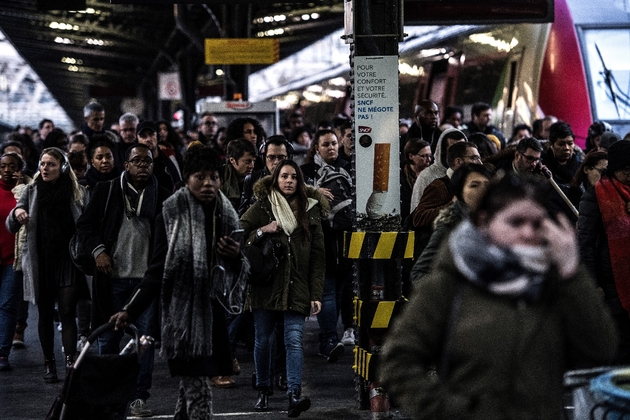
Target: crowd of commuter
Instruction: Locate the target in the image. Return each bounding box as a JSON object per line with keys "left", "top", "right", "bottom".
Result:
{"left": 1, "top": 96, "right": 629, "bottom": 419}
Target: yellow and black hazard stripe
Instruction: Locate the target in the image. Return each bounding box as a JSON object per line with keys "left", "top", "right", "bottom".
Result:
{"left": 343, "top": 231, "right": 414, "bottom": 259}
{"left": 354, "top": 298, "right": 400, "bottom": 329}
{"left": 353, "top": 346, "right": 375, "bottom": 381}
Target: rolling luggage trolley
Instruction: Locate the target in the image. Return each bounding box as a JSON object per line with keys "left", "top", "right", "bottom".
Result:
{"left": 564, "top": 366, "right": 630, "bottom": 419}
{"left": 46, "top": 322, "right": 141, "bottom": 420}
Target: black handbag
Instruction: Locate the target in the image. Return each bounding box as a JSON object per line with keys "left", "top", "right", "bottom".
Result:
{"left": 243, "top": 235, "right": 286, "bottom": 286}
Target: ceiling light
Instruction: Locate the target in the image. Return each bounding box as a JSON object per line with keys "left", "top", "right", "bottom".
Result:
{"left": 301, "top": 14, "right": 310, "bottom": 21}
{"left": 311, "top": 13, "right": 320, "bottom": 19}
{"left": 215, "top": 69, "right": 224, "bottom": 76}
{"left": 54, "top": 37, "right": 74, "bottom": 44}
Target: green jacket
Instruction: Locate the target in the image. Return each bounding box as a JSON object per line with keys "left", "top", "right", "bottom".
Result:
{"left": 221, "top": 164, "right": 242, "bottom": 210}
{"left": 380, "top": 243, "right": 618, "bottom": 420}
{"left": 240, "top": 176, "right": 328, "bottom": 315}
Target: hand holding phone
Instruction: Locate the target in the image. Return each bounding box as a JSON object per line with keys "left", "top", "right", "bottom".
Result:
{"left": 229, "top": 229, "right": 245, "bottom": 242}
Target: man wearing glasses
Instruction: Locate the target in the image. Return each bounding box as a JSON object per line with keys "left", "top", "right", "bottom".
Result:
{"left": 198, "top": 112, "right": 220, "bottom": 145}
{"left": 238, "top": 135, "right": 292, "bottom": 216}
{"left": 74, "top": 144, "right": 172, "bottom": 418}
{"left": 496, "top": 137, "right": 543, "bottom": 174}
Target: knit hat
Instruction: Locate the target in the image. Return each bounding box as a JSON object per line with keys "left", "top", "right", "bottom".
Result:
{"left": 606, "top": 140, "right": 630, "bottom": 172}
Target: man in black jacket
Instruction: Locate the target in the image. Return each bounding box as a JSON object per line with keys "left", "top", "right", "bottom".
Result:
{"left": 74, "top": 144, "right": 171, "bottom": 417}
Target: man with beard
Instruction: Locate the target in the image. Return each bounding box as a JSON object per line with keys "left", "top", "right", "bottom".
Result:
{"left": 403, "top": 100, "right": 442, "bottom": 151}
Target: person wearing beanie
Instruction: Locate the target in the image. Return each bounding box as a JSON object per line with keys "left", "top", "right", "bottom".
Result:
{"left": 578, "top": 139, "right": 630, "bottom": 365}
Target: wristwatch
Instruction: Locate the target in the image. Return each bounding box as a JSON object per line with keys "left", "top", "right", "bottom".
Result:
{"left": 256, "top": 228, "right": 264, "bottom": 238}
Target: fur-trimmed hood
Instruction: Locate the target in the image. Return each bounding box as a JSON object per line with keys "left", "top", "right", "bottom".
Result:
{"left": 252, "top": 175, "right": 330, "bottom": 217}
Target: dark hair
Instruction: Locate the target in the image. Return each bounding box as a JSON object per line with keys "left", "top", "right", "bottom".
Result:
{"left": 69, "top": 133, "right": 89, "bottom": 147}
{"left": 471, "top": 102, "right": 491, "bottom": 118}
{"left": 88, "top": 134, "right": 115, "bottom": 159}
{"left": 548, "top": 121, "right": 574, "bottom": 144}
{"left": 226, "top": 138, "right": 257, "bottom": 161}
{"left": 225, "top": 117, "right": 266, "bottom": 146}
{"left": 532, "top": 119, "right": 544, "bottom": 138}
{"left": 446, "top": 141, "right": 477, "bottom": 167}
{"left": 403, "top": 138, "right": 431, "bottom": 165}
{"left": 270, "top": 159, "right": 310, "bottom": 240}
{"left": 261, "top": 135, "right": 293, "bottom": 157}
{"left": 183, "top": 145, "right": 222, "bottom": 181}
{"left": 43, "top": 128, "right": 69, "bottom": 150}
{"left": 511, "top": 124, "right": 532, "bottom": 139}
{"left": 468, "top": 133, "right": 497, "bottom": 159}
{"left": 570, "top": 150, "right": 608, "bottom": 189}
{"left": 516, "top": 137, "right": 543, "bottom": 154}
{"left": 305, "top": 129, "right": 338, "bottom": 164}
{"left": 450, "top": 163, "right": 493, "bottom": 202}
{"left": 38, "top": 118, "right": 53, "bottom": 130}
{"left": 67, "top": 150, "right": 87, "bottom": 170}
{"left": 470, "top": 173, "right": 548, "bottom": 226}
{"left": 1, "top": 151, "right": 25, "bottom": 173}
{"left": 124, "top": 143, "right": 152, "bottom": 161}
{"left": 441, "top": 106, "right": 463, "bottom": 125}
{"left": 199, "top": 111, "right": 215, "bottom": 119}
{"left": 439, "top": 129, "right": 467, "bottom": 167}
{"left": 157, "top": 120, "right": 184, "bottom": 151}
{"left": 289, "top": 126, "right": 312, "bottom": 145}
{"left": 317, "top": 120, "right": 332, "bottom": 130}
{"left": 1, "top": 140, "right": 24, "bottom": 155}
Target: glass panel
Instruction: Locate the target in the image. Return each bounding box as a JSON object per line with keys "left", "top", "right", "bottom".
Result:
{"left": 583, "top": 28, "right": 630, "bottom": 120}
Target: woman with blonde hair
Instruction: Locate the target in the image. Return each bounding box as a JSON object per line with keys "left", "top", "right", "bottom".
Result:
{"left": 6, "top": 147, "right": 88, "bottom": 383}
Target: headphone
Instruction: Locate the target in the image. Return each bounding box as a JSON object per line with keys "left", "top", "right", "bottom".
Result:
{"left": 39, "top": 147, "right": 70, "bottom": 174}
{"left": 259, "top": 135, "right": 294, "bottom": 159}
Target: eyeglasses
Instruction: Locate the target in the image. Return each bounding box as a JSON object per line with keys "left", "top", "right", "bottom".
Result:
{"left": 519, "top": 151, "right": 541, "bottom": 163}
{"left": 202, "top": 121, "right": 218, "bottom": 126}
{"left": 463, "top": 155, "right": 482, "bottom": 162}
{"left": 415, "top": 153, "right": 432, "bottom": 159}
{"left": 591, "top": 167, "right": 606, "bottom": 175}
{"left": 266, "top": 155, "right": 287, "bottom": 162}
{"left": 127, "top": 158, "right": 153, "bottom": 167}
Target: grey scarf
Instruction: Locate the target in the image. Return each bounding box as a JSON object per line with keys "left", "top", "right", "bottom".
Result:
{"left": 449, "top": 220, "right": 550, "bottom": 303}
{"left": 160, "top": 188, "right": 249, "bottom": 359}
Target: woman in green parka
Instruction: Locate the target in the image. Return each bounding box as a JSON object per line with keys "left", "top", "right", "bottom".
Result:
{"left": 240, "top": 159, "right": 327, "bottom": 418}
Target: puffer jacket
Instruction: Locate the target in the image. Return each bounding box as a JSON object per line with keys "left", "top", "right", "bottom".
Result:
{"left": 240, "top": 176, "right": 328, "bottom": 316}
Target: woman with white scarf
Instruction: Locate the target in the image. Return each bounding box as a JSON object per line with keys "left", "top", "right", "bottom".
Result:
{"left": 380, "top": 173, "right": 618, "bottom": 420}
{"left": 241, "top": 159, "right": 327, "bottom": 418}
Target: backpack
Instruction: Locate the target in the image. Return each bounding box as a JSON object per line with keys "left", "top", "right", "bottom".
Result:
{"left": 316, "top": 165, "right": 353, "bottom": 231}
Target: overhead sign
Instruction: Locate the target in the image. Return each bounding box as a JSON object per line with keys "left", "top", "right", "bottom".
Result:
{"left": 354, "top": 55, "right": 400, "bottom": 229}
{"left": 205, "top": 39, "right": 280, "bottom": 65}
{"left": 158, "top": 72, "right": 181, "bottom": 100}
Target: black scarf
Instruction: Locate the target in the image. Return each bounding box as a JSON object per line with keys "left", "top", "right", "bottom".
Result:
{"left": 36, "top": 175, "right": 75, "bottom": 258}
{"left": 85, "top": 165, "right": 121, "bottom": 190}
{"left": 121, "top": 172, "right": 159, "bottom": 220}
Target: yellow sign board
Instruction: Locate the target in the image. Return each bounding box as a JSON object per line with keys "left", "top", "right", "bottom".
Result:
{"left": 205, "top": 38, "right": 280, "bottom": 65}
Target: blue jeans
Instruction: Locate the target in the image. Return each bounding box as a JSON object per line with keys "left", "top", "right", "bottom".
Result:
{"left": 253, "top": 309, "right": 305, "bottom": 394}
{"left": 97, "top": 277, "right": 157, "bottom": 401}
{"left": 316, "top": 271, "right": 346, "bottom": 352}
{"left": 0, "top": 265, "right": 19, "bottom": 358}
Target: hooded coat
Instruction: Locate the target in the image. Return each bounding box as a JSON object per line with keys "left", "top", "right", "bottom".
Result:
{"left": 240, "top": 176, "right": 328, "bottom": 316}
{"left": 410, "top": 128, "right": 466, "bottom": 212}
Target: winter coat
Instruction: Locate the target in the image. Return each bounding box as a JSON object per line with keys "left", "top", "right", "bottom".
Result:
{"left": 578, "top": 186, "right": 620, "bottom": 313}
{"left": 74, "top": 176, "right": 171, "bottom": 327}
{"left": 11, "top": 180, "right": 31, "bottom": 271}
{"left": 6, "top": 180, "right": 88, "bottom": 304}
{"left": 410, "top": 199, "right": 467, "bottom": 282}
{"left": 412, "top": 174, "right": 454, "bottom": 228}
{"left": 221, "top": 164, "right": 243, "bottom": 211}
{"left": 380, "top": 244, "right": 618, "bottom": 420}
{"left": 240, "top": 176, "right": 327, "bottom": 316}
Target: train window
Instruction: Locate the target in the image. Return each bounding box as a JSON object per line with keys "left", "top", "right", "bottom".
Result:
{"left": 582, "top": 28, "right": 630, "bottom": 121}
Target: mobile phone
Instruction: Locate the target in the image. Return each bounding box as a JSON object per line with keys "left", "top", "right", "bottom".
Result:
{"left": 230, "top": 229, "right": 245, "bottom": 242}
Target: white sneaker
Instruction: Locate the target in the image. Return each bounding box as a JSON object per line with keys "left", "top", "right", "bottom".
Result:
{"left": 129, "top": 399, "right": 153, "bottom": 417}
{"left": 341, "top": 328, "right": 355, "bottom": 346}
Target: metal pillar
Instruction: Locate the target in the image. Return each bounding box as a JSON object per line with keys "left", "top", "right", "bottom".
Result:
{"left": 348, "top": 0, "right": 407, "bottom": 418}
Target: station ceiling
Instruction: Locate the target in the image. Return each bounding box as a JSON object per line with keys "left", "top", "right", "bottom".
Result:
{"left": 0, "top": 1, "right": 345, "bottom": 126}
